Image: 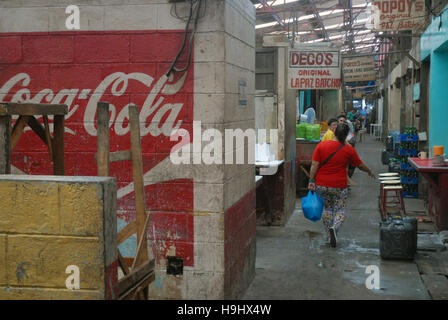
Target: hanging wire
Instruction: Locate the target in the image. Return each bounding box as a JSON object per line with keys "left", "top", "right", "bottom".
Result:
{"left": 167, "top": 0, "right": 204, "bottom": 77}
{"left": 170, "top": 0, "right": 206, "bottom": 22}
{"left": 286, "top": 0, "right": 298, "bottom": 47}
{"left": 289, "top": 9, "right": 298, "bottom": 48}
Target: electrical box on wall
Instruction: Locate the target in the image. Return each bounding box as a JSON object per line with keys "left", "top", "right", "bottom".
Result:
{"left": 167, "top": 256, "right": 184, "bottom": 275}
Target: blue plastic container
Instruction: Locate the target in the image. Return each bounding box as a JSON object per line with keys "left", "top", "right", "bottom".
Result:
{"left": 400, "top": 163, "right": 416, "bottom": 170}
{"left": 401, "top": 177, "right": 419, "bottom": 184}
{"left": 390, "top": 130, "right": 401, "bottom": 150}
{"left": 398, "top": 149, "right": 418, "bottom": 156}
{"left": 403, "top": 191, "right": 418, "bottom": 198}
{"left": 400, "top": 134, "right": 418, "bottom": 142}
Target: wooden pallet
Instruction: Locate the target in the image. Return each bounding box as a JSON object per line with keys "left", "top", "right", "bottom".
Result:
{"left": 0, "top": 102, "right": 67, "bottom": 174}
{"left": 96, "top": 102, "right": 154, "bottom": 300}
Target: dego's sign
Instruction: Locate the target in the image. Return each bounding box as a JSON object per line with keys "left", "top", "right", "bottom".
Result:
{"left": 288, "top": 46, "right": 341, "bottom": 90}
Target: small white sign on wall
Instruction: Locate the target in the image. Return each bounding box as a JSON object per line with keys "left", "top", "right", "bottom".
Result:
{"left": 238, "top": 80, "right": 247, "bottom": 107}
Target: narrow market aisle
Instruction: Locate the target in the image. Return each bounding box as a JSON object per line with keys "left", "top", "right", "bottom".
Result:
{"left": 243, "top": 135, "right": 430, "bottom": 300}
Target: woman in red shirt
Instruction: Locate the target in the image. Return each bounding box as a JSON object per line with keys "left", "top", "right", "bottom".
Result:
{"left": 308, "top": 123, "right": 375, "bottom": 247}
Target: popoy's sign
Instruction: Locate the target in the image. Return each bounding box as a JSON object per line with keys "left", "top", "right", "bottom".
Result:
{"left": 288, "top": 47, "right": 341, "bottom": 90}
{"left": 371, "top": 0, "right": 426, "bottom": 31}
{"left": 343, "top": 56, "right": 376, "bottom": 82}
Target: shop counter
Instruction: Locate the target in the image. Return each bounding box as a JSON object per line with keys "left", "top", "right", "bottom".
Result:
{"left": 255, "top": 160, "right": 285, "bottom": 225}
{"left": 408, "top": 157, "right": 448, "bottom": 230}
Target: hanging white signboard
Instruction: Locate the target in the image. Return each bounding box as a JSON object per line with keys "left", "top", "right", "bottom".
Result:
{"left": 288, "top": 46, "right": 341, "bottom": 90}
{"left": 343, "top": 56, "right": 376, "bottom": 82}
{"left": 371, "top": 0, "right": 426, "bottom": 31}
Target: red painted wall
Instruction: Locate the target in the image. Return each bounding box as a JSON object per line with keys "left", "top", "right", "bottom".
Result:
{"left": 224, "top": 188, "right": 256, "bottom": 297}
{"left": 0, "top": 30, "right": 195, "bottom": 265}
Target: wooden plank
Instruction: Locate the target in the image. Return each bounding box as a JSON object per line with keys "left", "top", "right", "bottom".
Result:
{"left": 117, "top": 220, "right": 137, "bottom": 245}
{"left": 27, "top": 116, "right": 48, "bottom": 144}
{"left": 10, "top": 115, "right": 30, "bottom": 150}
{"left": 43, "top": 116, "right": 53, "bottom": 162}
{"left": 0, "top": 116, "right": 11, "bottom": 174}
{"left": 117, "top": 250, "right": 129, "bottom": 276}
{"left": 53, "top": 115, "right": 65, "bottom": 175}
{"left": 135, "top": 284, "right": 148, "bottom": 300}
{"left": 116, "top": 258, "right": 155, "bottom": 296}
{"left": 0, "top": 103, "right": 68, "bottom": 116}
{"left": 136, "top": 274, "right": 152, "bottom": 300}
{"left": 122, "top": 257, "right": 134, "bottom": 269}
{"left": 131, "top": 212, "right": 151, "bottom": 271}
{"left": 110, "top": 150, "right": 132, "bottom": 162}
{"left": 129, "top": 104, "right": 147, "bottom": 267}
{"left": 300, "top": 165, "right": 310, "bottom": 178}
{"left": 96, "top": 102, "right": 110, "bottom": 176}
{"left": 121, "top": 273, "right": 155, "bottom": 300}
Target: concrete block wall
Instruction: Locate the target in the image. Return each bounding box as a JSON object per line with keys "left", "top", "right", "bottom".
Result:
{"left": 0, "top": 175, "right": 117, "bottom": 299}
{"left": 222, "top": 0, "right": 256, "bottom": 299}
{"left": 254, "top": 45, "right": 296, "bottom": 226}
{"left": 283, "top": 48, "right": 298, "bottom": 226}
{"left": 0, "top": 0, "right": 256, "bottom": 299}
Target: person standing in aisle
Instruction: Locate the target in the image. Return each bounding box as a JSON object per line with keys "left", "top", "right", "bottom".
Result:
{"left": 360, "top": 107, "right": 368, "bottom": 128}
{"left": 308, "top": 123, "right": 375, "bottom": 247}
{"left": 337, "top": 114, "right": 357, "bottom": 185}
{"left": 322, "top": 118, "right": 338, "bottom": 142}
{"left": 347, "top": 110, "right": 355, "bottom": 122}
{"left": 337, "top": 114, "right": 355, "bottom": 143}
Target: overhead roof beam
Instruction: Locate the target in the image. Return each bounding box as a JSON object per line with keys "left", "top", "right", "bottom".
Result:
{"left": 310, "top": 0, "right": 330, "bottom": 40}
{"left": 256, "top": 0, "right": 285, "bottom": 28}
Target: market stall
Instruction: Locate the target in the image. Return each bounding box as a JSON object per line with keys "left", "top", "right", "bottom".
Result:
{"left": 408, "top": 158, "right": 448, "bottom": 231}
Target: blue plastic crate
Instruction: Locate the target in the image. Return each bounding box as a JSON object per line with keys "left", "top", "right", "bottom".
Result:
{"left": 390, "top": 130, "right": 401, "bottom": 150}
{"left": 403, "top": 191, "right": 418, "bottom": 198}
{"left": 398, "top": 149, "right": 418, "bottom": 156}
{"left": 400, "top": 163, "right": 416, "bottom": 170}
{"left": 400, "top": 134, "right": 418, "bottom": 142}
{"left": 401, "top": 177, "right": 418, "bottom": 184}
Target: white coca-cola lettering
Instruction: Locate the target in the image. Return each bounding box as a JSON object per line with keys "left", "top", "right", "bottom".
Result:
{"left": 0, "top": 71, "right": 188, "bottom": 138}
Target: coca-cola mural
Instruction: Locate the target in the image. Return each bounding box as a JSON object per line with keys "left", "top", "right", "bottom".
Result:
{"left": 0, "top": 31, "right": 195, "bottom": 266}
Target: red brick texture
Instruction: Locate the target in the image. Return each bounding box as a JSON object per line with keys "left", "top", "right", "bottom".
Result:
{"left": 0, "top": 30, "right": 195, "bottom": 266}
{"left": 224, "top": 188, "right": 256, "bottom": 299}
{"left": 0, "top": 36, "right": 22, "bottom": 64}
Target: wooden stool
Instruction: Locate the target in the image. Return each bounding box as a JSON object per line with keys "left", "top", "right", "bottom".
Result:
{"left": 380, "top": 185, "right": 407, "bottom": 220}
{"left": 379, "top": 179, "right": 401, "bottom": 218}
{"left": 379, "top": 173, "right": 399, "bottom": 177}
{"left": 379, "top": 176, "right": 400, "bottom": 180}
{"left": 0, "top": 102, "right": 67, "bottom": 175}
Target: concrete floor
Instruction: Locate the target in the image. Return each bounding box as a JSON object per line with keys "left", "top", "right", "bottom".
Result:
{"left": 243, "top": 134, "right": 431, "bottom": 300}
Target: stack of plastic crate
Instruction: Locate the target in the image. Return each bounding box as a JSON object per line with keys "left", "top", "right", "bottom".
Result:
{"left": 399, "top": 131, "right": 419, "bottom": 198}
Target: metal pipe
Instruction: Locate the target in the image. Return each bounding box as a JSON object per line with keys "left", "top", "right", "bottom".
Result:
{"left": 342, "top": 50, "right": 408, "bottom": 57}
{"left": 345, "top": 85, "right": 378, "bottom": 90}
